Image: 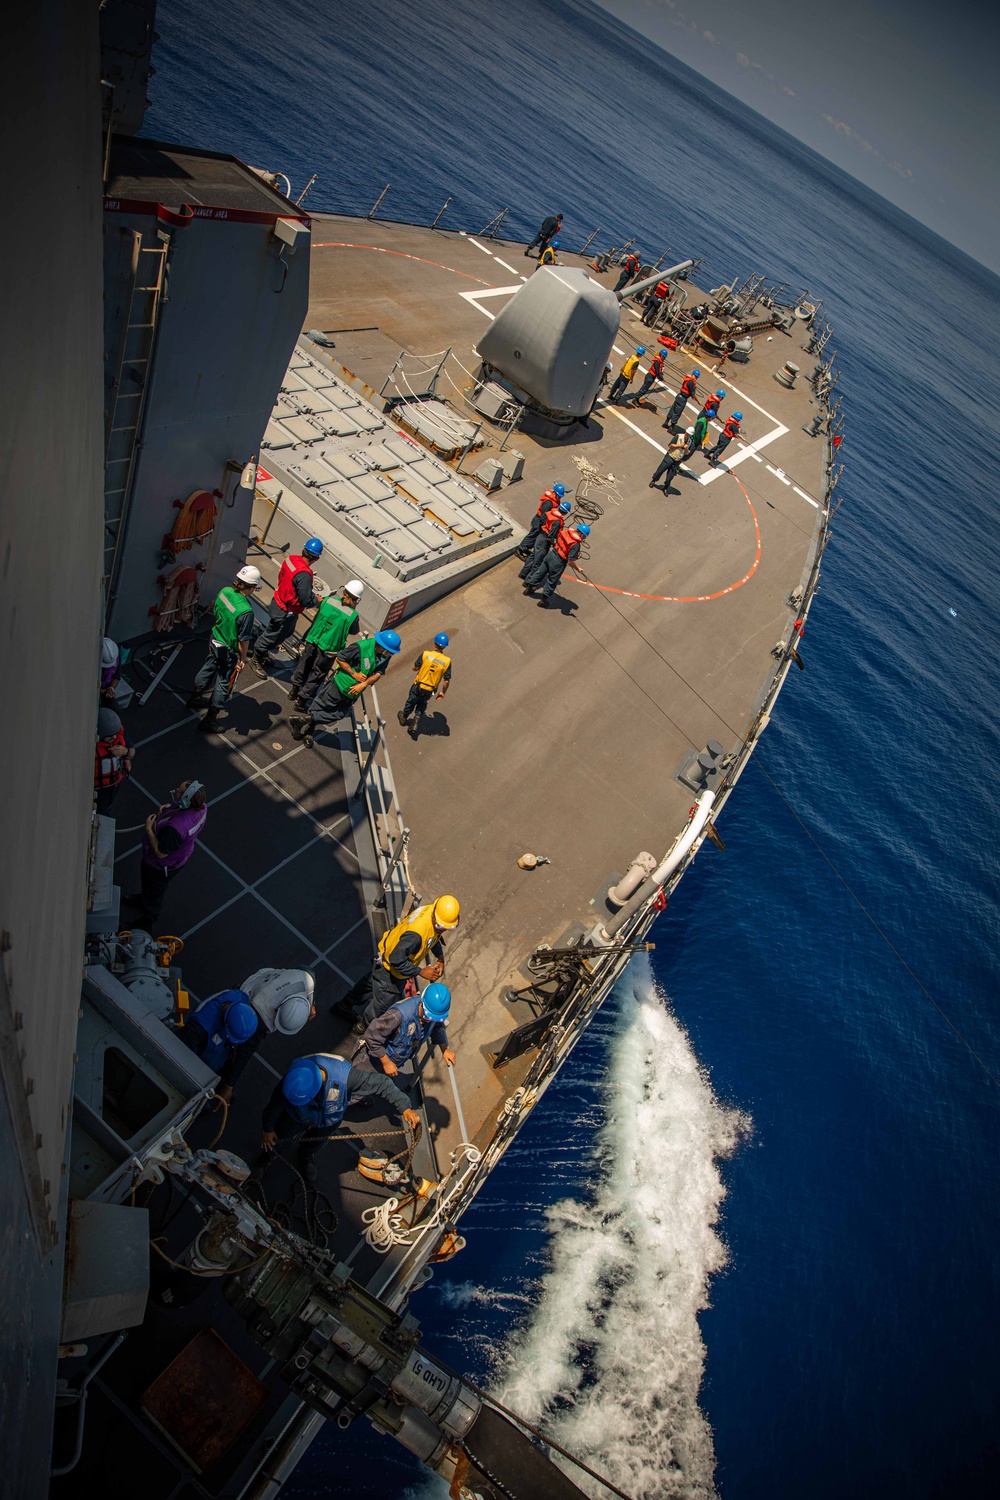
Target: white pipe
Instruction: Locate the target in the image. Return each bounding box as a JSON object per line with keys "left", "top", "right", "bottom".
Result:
{"left": 597, "top": 789, "right": 716, "bottom": 941}
{"left": 447, "top": 1063, "right": 470, "bottom": 1146}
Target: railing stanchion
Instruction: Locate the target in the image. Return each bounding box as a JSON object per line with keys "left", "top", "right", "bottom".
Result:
{"left": 368, "top": 184, "right": 391, "bottom": 219}
{"left": 430, "top": 196, "right": 452, "bottom": 229}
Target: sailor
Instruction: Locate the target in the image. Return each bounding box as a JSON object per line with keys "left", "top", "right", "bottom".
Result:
{"left": 516, "top": 484, "right": 568, "bottom": 559}
{"left": 180, "top": 989, "right": 261, "bottom": 1104}
{"left": 650, "top": 432, "right": 692, "bottom": 492}
{"left": 241, "top": 966, "right": 317, "bottom": 1036}
{"left": 397, "top": 633, "right": 452, "bottom": 738}
{"left": 290, "top": 578, "right": 364, "bottom": 708}
{"left": 188, "top": 565, "right": 261, "bottom": 732}
{"left": 684, "top": 414, "right": 711, "bottom": 464}
{"left": 524, "top": 521, "right": 590, "bottom": 608}
{"left": 124, "top": 779, "right": 207, "bottom": 930}
{"left": 94, "top": 707, "right": 134, "bottom": 814}
{"left": 663, "top": 368, "right": 700, "bottom": 430}
{"left": 697, "top": 388, "right": 726, "bottom": 424}
{"left": 613, "top": 250, "right": 641, "bottom": 293}
{"left": 354, "top": 983, "right": 456, "bottom": 1081}
{"left": 608, "top": 347, "right": 645, "bottom": 404}
{"left": 100, "top": 636, "right": 121, "bottom": 704}
{"left": 518, "top": 496, "right": 571, "bottom": 581}
{"left": 627, "top": 348, "right": 667, "bottom": 405}
{"left": 261, "top": 1054, "right": 420, "bottom": 1183}
{"left": 642, "top": 278, "right": 670, "bottom": 326}
{"left": 289, "top": 630, "right": 401, "bottom": 745}
{"left": 587, "top": 361, "right": 613, "bottom": 422}
{"left": 338, "top": 895, "right": 461, "bottom": 1028}
{"left": 535, "top": 239, "right": 560, "bottom": 269}
{"left": 524, "top": 211, "right": 562, "bottom": 258}
{"left": 250, "top": 537, "right": 324, "bottom": 675}
{"left": 706, "top": 411, "right": 743, "bottom": 465}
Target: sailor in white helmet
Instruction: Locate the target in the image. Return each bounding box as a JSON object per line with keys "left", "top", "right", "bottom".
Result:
{"left": 100, "top": 636, "right": 121, "bottom": 703}
{"left": 241, "top": 966, "right": 316, "bottom": 1035}
{"left": 188, "top": 565, "right": 261, "bottom": 733}
{"left": 290, "top": 578, "right": 365, "bottom": 710}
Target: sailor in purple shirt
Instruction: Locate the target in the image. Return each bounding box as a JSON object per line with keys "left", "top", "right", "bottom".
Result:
{"left": 124, "top": 778, "right": 207, "bottom": 930}
{"left": 100, "top": 636, "right": 121, "bottom": 703}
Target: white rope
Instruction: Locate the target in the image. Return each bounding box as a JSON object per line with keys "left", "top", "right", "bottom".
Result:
{"left": 362, "top": 1142, "right": 482, "bottom": 1253}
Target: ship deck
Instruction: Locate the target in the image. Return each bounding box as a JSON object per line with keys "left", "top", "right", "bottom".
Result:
{"left": 73, "top": 217, "right": 830, "bottom": 1495}
{"left": 291, "top": 216, "right": 828, "bottom": 1173}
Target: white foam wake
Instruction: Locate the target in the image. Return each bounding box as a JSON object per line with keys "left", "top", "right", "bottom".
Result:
{"left": 489, "top": 957, "right": 750, "bottom": 1499}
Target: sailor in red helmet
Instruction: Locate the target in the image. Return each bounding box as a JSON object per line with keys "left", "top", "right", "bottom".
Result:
{"left": 250, "top": 537, "right": 324, "bottom": 675}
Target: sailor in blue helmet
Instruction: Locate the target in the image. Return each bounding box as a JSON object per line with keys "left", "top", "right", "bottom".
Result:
{"left": 518, "top": 496, "right": 572, "bottom": 584}
{"left": 524, "top": 521, "right": 591, "bottom": 608}
{"left": 696, "top": 388, "right": 726, "bottom": 425}
{"left": 180, "top": 989, "right": 261, "bottom": 1104}
{"left": 516, "top": 484, "right": 568, "bottom": 560}
{"left": 290, "top": 629, "right": 401, "bottom": 746}
{"left": 706, "top": 410, "right": 743, "bottom": 465}
{"left": 251, "top": 536, "right": 324, "bottom": 676}
{"left": 261, "top": 1052, "right": 420, "bottom": 1182}
{"left": 397, "top": 633, "right": 453, "bottom": 738}
{"left": 608, "top": 347, "right": 645, "bottom": 405}
{"left": 354, "top": 982, "right": 456, "bottom": 1082}
{"left": 663, "top": 368, "right": 700, "bottom": 432}
{"left": 536, "top": 239, "right": 560, "bottom": 270}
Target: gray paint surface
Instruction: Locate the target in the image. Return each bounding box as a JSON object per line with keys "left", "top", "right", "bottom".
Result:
{"left": 476, "top": 266, "right": 620, "bottom": 415}
{"left": 103, "top": 151, "right": 310, "bottom": 641}
{"left": 0, "top": 1, "right": 105, "bottom": 1492}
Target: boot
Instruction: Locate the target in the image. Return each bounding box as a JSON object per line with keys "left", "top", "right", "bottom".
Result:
{"left": 397, "top": 709, "right": 409, "bottom": 726}
{"left": 198, "top": 710, "right": 223, "bottom": 733}
{"left": 296, "top": 1150, "right": 318, "bottom": 1186}
{"left": 185, "top": 691, "right": 206, "bottom": 709}
{"left": 537, "top": 596, "right": 552, "bottom": 609}
{"left": 248, "top": 654, "right": 270, "bottom": 678}
{"left": 289, "top": 713, "right": 311, "bottom": 741}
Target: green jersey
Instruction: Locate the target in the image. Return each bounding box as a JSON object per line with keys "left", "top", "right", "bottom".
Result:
{"left": 212, "top": 586, "right": 253, "bottom": 650}
{"left": 305, "top": 598, "right": 358, "bottom": 655}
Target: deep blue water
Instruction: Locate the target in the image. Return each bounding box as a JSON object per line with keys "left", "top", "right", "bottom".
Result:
{"left": 145, "top": 2, "right": 1000, "bottom": 1496}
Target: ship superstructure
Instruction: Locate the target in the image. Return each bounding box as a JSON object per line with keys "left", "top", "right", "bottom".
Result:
{"left": 2, "top": 4, "right": 840, "bottom": 1496}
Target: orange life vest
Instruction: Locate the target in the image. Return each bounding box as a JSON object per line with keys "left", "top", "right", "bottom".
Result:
{"left": 681, "top": 374, "right": 698, "bottom": 397}
{"left": 554, "top": 526, "right": 584, "bottom": 562}
{"left": 95, "top": 730, "right": 128, "bottom": 790}
{"left": 540, "top": 503, "right": 563, "bottom": 538}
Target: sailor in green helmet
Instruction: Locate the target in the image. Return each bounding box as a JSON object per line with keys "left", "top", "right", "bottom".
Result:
{"left": 289, "top": 578, "right": 364, "bottom": 709}
{"left": 187, "top": 565, "right": 261, "bottom": 732}
{"left": 289, "top": 630, "right": 401, "bottom": 747}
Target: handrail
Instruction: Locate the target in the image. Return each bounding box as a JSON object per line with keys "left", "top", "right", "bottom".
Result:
{"left": 348, "top": 683, "right": 411, "bottom": 926}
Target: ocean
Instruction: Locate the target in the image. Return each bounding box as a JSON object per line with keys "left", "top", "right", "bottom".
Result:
{"left": 144, "top": 1, "right": 1000, "bottom": 1495}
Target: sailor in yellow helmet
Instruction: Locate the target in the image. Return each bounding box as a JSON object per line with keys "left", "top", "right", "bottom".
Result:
{"left": 333, "top": 895, "right": 461, "bottom": 1029}
{"left": 397, "top": 632, "right": 451, "bottom": 739}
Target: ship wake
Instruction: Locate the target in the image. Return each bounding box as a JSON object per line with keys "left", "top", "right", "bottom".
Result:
{"left": 489, "top": 957, "right": 750, "bottom": 1499}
